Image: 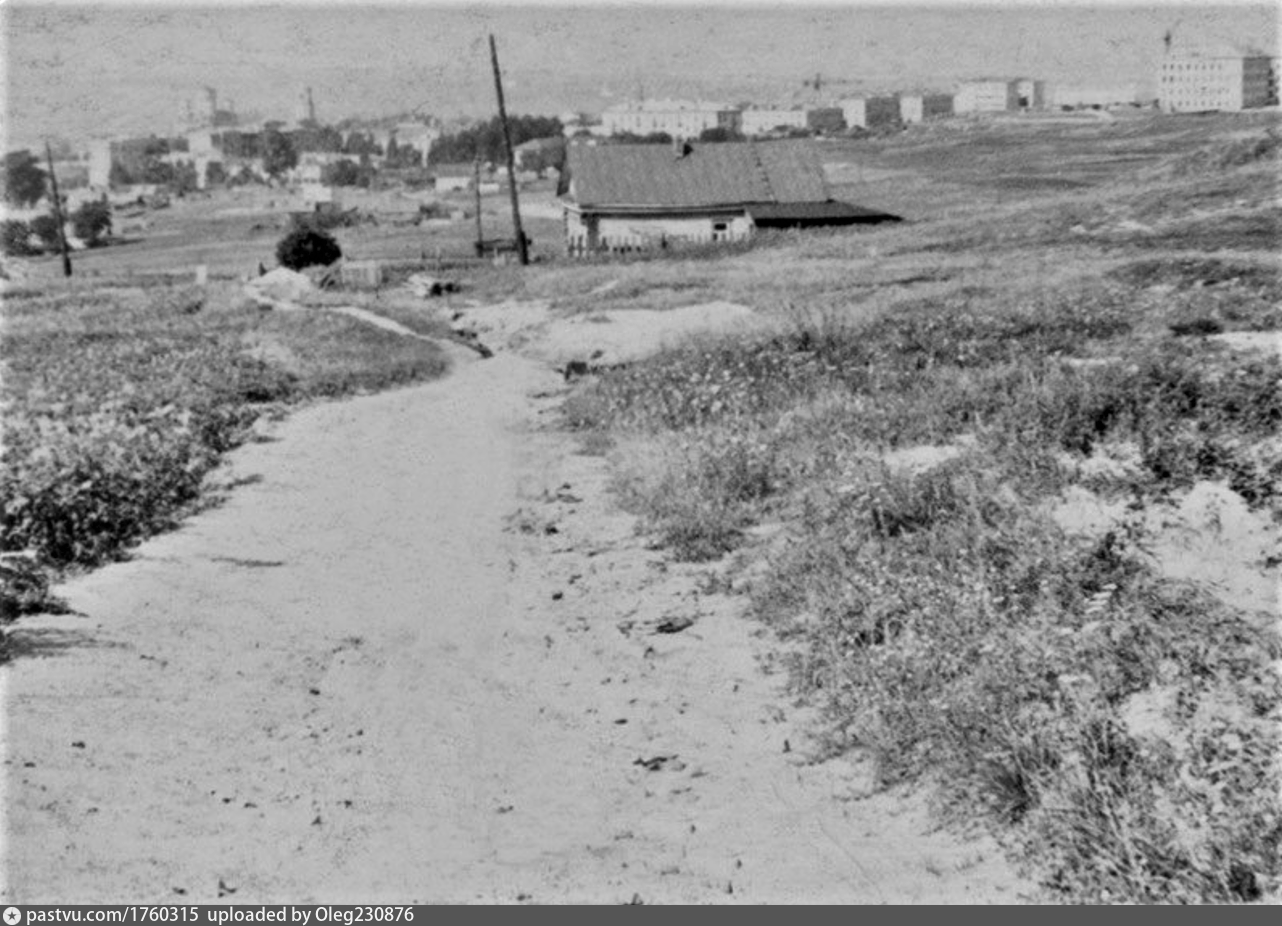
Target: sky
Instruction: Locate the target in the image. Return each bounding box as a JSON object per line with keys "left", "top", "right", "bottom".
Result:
{"left": 2, "top": 1, "right": 1279, "bottom": 150}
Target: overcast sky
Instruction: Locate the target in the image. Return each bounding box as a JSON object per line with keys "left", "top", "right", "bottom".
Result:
{"left": 2, "top": 1, "right": 1278, "bottom": 149}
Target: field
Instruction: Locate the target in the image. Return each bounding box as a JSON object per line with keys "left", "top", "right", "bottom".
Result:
{"left": 3, "top": 109, "right": 1280, "bottom": 902}
{"left": 557, "top": 111, "right": 1282, "bottom": 903}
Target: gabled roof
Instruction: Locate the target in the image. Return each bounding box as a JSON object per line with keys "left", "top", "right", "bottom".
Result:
{"left": 563, "top": 139, "right": 830, "bottom": 209}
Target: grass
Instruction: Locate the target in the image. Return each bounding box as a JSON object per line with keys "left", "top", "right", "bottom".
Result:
{"left": 0, "top": 278, "right": 450, "bottom": 624}
{"left": 561, "top": 113, "right": 1282, "bottom": 902}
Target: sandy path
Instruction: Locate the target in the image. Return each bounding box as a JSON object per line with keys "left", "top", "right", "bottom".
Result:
{"left": 2, "top": 317, "right": 1023, "bottom": 904}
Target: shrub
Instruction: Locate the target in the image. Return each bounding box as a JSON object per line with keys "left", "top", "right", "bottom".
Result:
{"left": 275, "top": 226, "right": 342, "bottom": 271}
{"left": 28, "top": 214, "right": 62, "bottom": 251}
{"left": 1, "top": 219, "right": 37, "bottom": 257}
{"left": 71, "top": 200, "right": 112, "bottom": 246}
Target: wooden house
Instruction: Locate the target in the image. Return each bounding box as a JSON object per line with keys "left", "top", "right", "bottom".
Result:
{"left": 558, "top": 139, "right": 898, "bottom": 256}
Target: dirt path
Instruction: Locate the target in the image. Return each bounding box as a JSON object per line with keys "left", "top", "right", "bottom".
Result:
{"left": 2, "top": 312, "right": 1024, "bottom": 904}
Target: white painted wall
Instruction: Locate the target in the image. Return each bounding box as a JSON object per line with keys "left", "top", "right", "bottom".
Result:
{"left": 565, "top": 208, "right": 753, "bottom": 254}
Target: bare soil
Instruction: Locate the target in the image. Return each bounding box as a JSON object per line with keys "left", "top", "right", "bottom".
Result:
{"left": 2, "top": 306, "right": 1025, "bottom": 904}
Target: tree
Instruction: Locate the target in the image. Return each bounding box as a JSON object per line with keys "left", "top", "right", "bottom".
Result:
{"left": 275, "top": 226, "right": 341, "bottom": 271}
{"left": 428, "top": 115, "right": 564, "bottom": 165}
{"left": 71, "top": 201, "right": 112, "bottom": 247}
{"left": 4, "top": 151, "right": 47, "bottom": 207}
{"left": 322, "top": 159, "right": 365, "bottom": 187}
{"left": 261, "top": 130, "right": 298, "bottom": 182}
{"left": 343, "top": 132, "right": 380, "bottom": 157}
{"left": 29, "top": 214, "right": 62, "bottom": 251}
{"left": 169, "top": 163, "right": 199, "bottom": 196}
{"left": 1, "top": 220, "right": 37, "bottom": 257}
{"left": 204, "top": 161, "right": 228, "bottom": 187}
{"left": 142, "top": 160, "right": 175, "bottom": 185}
{"left": 109, "top": 160, "right": 134, "bottom": 188}
{"left": 609, "top": 131, "right": 673, "bottom": 145}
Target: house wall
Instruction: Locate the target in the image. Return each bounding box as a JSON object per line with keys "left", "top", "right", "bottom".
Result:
{"left": 922, "top": 94, "right": 955, "bottom": 119}
{"left": 565, "top": 208, "right": 753, "bottom": 255}
{"left": 955, "top": 80, "right": 1018, "bottom": 113}
{"left": 1242, "top": 56, "right": 1277, "bottom": 108}
{"left": 899, "top": 95, "right": 924, "bottom": 124}
{"left": 741, "top": 109, "right": 808, "bottom": 136}
{"left": 1015, "top": 79, "right": 1046, "bottom": 109}
{"left": 88, "top": 139, "right": 112, "bottom": 189}
{"left": 435, "top": 176, "right": 471, "bottom": 192}
{"left": 840, "top": 98, "right": 867, "bottom": 129}
{"left": 1158, "top": 54, "right": 1278, "bottom": 112}
{"left": 601, "top": 103, "right": 742, "bottom": 139}
{"left": 805, "top": 107, "right": 846, "bottom": 134}
{"left": 865, "top": 95, "right": 901, "bottom": 126}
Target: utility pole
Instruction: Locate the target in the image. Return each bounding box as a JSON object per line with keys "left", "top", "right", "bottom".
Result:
{"left": 44, "top": 140, "right": 72, "bottom": 278}
{"left": 473, "top": 155, "right": 484, "bottom": 256}
{"left": 489, "top": 34, "right": 528, "bottom": 266}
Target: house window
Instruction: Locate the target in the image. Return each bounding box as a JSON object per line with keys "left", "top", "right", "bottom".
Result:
{"left": 712, "top": 221, "right": 729, "bottom": 242}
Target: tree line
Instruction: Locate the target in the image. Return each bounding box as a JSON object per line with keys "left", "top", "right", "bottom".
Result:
{"left": 428, "top": 115, "right": 563, "bottom": 165}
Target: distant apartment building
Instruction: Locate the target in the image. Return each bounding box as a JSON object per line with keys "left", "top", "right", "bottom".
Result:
{"left": 600, "top": 100, "right": 742, "bottom": 139}
{"left": 865, "top": 95, "right": 901, "bottom": 127}
{"left": 88, "top": 139, "right": 112, "bottom": 189}
{"left": 955, "top": 79, "right": 1018, "bottom": 113}
{"left": 1158, "top": 49, "right": 1279, "bottom": 112}
{"left": 898, "top": 93, "right": 955, "bottom": 124}
{"left": 840, "top": 98, "right": 867, "bottom": 130}
{"left": 953, "top": 78, "right": 1042, "bottom": 114}
{"left": 1015, "top": 79, "right": 1047, "bottom": 110}
{"left": 739, "top": 106, "right": 844, "bottom": 137}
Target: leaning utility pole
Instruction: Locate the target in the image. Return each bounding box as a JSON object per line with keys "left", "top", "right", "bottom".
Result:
{"left": 44, "top": 140, "right": 72, "bottom": 277}
{"left": 474, "top": 155, "right": 484, "bottom": 256}
{"left": 489, "top": 34, "right": 528, "bottom": 266}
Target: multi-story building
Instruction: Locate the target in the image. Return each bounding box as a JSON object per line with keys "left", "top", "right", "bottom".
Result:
{"left": 865, "top": 95, "right": 901, "bottom": 127}
{"left": 739, "top": 106, "right": 844, "bottom": 137}
{"left": 898, "top": 93, "right": 955, "bottom": 124}
{"left": 1158, "top": 49, "right": 1279, "bottom": 112}
{"left": 87, "top": 139, "right": 112, "bottom": 190}
{"left": 600, "top": 100, "right": 742, "bottom": 139}
{"left": 1015, "top": 78, "right": 1047, "bottom": 110}
{"left": 954, "top": 79, "right": 1021, "bottom": 114}
{"left": 839, "top": 98, "right": 867, "bottom": 130}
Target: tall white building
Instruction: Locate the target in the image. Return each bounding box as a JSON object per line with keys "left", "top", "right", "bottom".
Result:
{"left": 1158, "top": 48, "right": 1279, "bottom": 112}
{"left": 840, "top": 98, "right": 867, "bottom": 130}
{"left": 600, "top": 100, "right": 742, "bottom": 139}
{"left": 87, "top": 139, "right": 113, "bottom": 190}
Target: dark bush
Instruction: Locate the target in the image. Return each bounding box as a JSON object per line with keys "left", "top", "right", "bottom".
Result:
{"left": 275, "top": 226, "right": 342, "bottom": 271}
{"left": 29, "top": 214, "right": 62, "bottom": 251}
{"left": 1, "top": 220, "right": 37, "bottom": 257}
{"left": 71, "top": 201, "right": 112, "bottom": 247}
